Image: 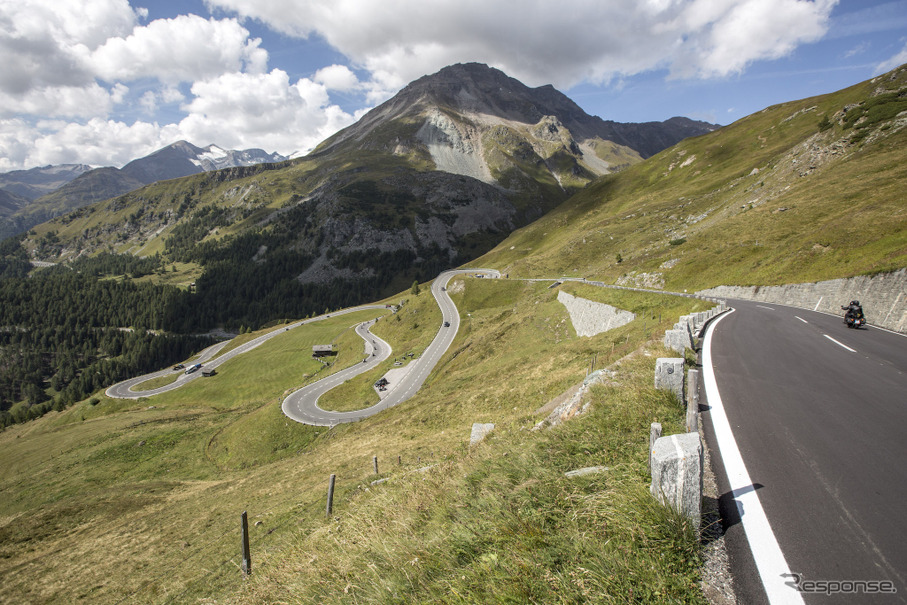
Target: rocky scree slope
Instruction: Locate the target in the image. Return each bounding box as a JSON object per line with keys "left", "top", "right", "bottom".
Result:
{"left": 316, "top": 63, "right": 716, "bottom": 189}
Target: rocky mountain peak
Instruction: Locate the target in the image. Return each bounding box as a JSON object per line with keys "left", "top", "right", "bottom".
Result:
{"left": 398, "top": 62, "right": 578, "bottom": 126}
{"left": 319, "top": 62, "right": 717, "bottom": 162}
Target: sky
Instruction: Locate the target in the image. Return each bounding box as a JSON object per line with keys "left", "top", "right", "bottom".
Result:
{"left": 1, "top": 0, "right": 906, "bottom": 172}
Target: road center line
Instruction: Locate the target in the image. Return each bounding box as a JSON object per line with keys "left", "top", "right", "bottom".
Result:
{"left": 757, "top": 305, "right": 775, "bottom": 311}
{"left": 703, "top": 309, "right": 804, "bottom": 604}
{"left": 823, "top": 334, "right": 856, "bottom": 353}
{"left": 794, "top": 316, "right": 808, "bottom": 324}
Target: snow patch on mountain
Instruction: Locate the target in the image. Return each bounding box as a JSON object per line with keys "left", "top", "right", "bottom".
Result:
{"left": 190, "top": 145, "right": 287, "bottom": 171}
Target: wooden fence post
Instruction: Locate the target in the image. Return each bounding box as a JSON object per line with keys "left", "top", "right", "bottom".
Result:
{"left": 373, "top": 455, "right": 379, "bottom": 475}
{"left": 241, "top": 511, "right": 251, "bottom": 578}
{"left": 327, "top": 474, "right": 336, "bottom": 517}
{"left": 687, "top": 369, "right": 700, "bottom": 433}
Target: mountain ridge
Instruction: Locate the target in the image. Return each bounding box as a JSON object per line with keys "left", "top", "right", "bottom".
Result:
{"left": 20, "top": 63, "right": 718, "bottom": 327}
{"left": 0, "top": 142, "right": 289, "bottom": 241}
{"left": 477, "top": 64, "right": 907, "bottom": 291}
{"left": 0, "top": 163, "right": 94, "bottom": 201}
{"left": 317, "top": 62, "right": 717, "bottom": 165}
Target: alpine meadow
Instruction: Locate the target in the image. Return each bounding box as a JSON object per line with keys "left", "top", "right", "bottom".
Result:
{"left": 0, "top": 59, "right": 905, "bottom": 604}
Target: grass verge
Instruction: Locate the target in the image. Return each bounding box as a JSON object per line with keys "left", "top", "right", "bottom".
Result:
{"left": 232, "top": 350, "right": 703, "bottom": 604}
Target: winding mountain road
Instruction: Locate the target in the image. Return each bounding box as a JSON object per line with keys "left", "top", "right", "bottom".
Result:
{"left": 282, "top": 268, "right": 500, "bottom": 426}
{"left": 105, "top": 304, "right": 390, "bottom": 399}
{"left": 106, "top": 269, "right": 499, "bottom": 428}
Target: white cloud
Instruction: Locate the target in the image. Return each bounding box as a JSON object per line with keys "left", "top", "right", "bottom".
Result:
{"left": 671, "top": 0, "right": 838, "bottom": 78}
{"left": 161, "top": 87, "right": 186, "bottom": 104}
{"left": 314, "top": 64, "right": 360, "bottom": 92}
{"left": 177, "top": 70, "right": 356, "bottom": 155}
{"left": 88, "top": 15, "right": 268, "bottom": 84}
{"left": 0, "top": 0, "right": 843, "bottom": 171}
{"left": 0, "top": 83, "right": 124, "bottom": 119}
{"left": 875, "top": 41, "right": 907, "bottom": 74}
{"left": 0, "top": 119, "right": 39, "bottom": 172}
{"left": 139, "top": 86, "right": 185, "bottom": 116}
{"left": 0, "top": 0, "right": 138, "bottom": 94}
{"left": 207, "top": 0, "right": 838, "bottom": 89}
{"left": 0, "top": 68, "right": 356, "bottom": 170}
{"left": 0, "top": 1, "right": 267, "bottom": 120}
{"left": 139, "top": 91, "right": 158, "bottom": 115}
{"left": 0, "top": 117, "right": 179, "bottom": 170}
{"left": 0, "top": 0, "right": 280, "bottom": 169}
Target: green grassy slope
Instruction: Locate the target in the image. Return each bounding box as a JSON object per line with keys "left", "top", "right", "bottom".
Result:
{"left": 0, "top": 277, "right": 711, "bottom": 604}
{"left": 3, "top": 67, "right": 906, "bottom": 605}
{"left": 480, "top": 66, "right": 907, "bottom": 288}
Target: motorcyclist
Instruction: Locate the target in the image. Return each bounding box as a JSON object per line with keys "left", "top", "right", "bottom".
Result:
{"left": 841, "top": 300, "right": 864, "bottom": 324}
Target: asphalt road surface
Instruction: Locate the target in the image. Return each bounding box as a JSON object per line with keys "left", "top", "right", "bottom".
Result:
{"left": 282, "top": 268, "right": 500, "bottom": 426}
{"left": 701, "top": 299, "right": 907, "bottom": 604}
{"left": 105, "top": 304, "right": 389, "bottom": 399}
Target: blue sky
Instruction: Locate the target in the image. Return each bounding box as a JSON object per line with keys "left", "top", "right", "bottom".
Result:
{"left": 1, "top": 0, "right": 905, "bottom": 171}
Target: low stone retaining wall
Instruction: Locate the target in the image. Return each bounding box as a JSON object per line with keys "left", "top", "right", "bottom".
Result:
{"left": 697, "top": 269, "right": 907, "bottom": 334}
{"left": 648, "top": 303, "right": 729, "bottom": 530}
{"left": 557, "top": 290, "right": 635, "bottom": 337}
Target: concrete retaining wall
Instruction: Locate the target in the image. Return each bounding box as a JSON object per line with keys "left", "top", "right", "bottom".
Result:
{"left": 557, "top": 290, "right": 636, "bottom": 337}
{"left": 697, "top": 269, "right": 907, "bottom": 334}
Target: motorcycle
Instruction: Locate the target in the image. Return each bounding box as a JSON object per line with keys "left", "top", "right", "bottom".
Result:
{"left": 845, "top": 314, "right": 865, "bottom": 329}
{"left": 842, "top": 302, "right": 866, "bottom": 329}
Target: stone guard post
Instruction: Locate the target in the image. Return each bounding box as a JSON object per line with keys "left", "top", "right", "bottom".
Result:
{"left": 650, "top": 432, "right": 703, "bottom": 529}
{"left": 655, "top": 358, "right": 685, "bottom": 402}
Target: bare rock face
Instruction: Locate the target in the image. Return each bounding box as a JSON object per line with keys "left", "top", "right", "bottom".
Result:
{"left": 319, "top": 62, "right": 717, "bottom": 192}
{"left": 416, "top": 109, "right": 493, "bottom": 184}
{"left": 290, "top": 169, "right": 516, "bottom": 286}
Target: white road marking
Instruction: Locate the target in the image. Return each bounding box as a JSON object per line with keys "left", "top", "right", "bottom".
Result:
{"left": 794, "top": 316, "right": 808, "bottom": 324}
{"left": 823, "top": 334, "right": 856, "bottom": 353}
{"left": 703, "top": 309, "right": 805, "bottom": 605}
{"left": 757, "top": 305, "right": 775, "bottom": 311}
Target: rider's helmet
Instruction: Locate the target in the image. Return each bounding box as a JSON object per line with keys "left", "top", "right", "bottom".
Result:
{"left": 854, "top": 300, "right": 860, "bottom": 306}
